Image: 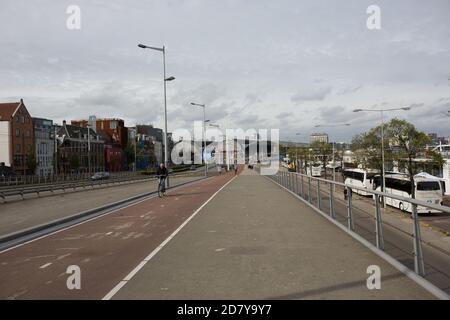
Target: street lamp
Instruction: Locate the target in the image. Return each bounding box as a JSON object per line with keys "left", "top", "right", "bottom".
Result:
{"left": 314, "top": 124, "right": 350, "bottom": 188}
{"left": 190, "top": 102, "right": 207, "bottom": 177}
{"left": 353, "top": 107, "right": 410, "bottom": 207}
{"left": 138, "top": 43, "right": 175, "bottom": 187}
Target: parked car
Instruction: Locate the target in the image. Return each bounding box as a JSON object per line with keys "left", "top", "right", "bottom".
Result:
{"left": 190, "top": 165, "right": 197, "bottom": 171}
{"left": 91, "top": 172, "right": 110, "bottom": 181}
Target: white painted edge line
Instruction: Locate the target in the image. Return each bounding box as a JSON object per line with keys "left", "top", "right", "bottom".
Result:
{"left": 102, "top": 175, "right": 238, "bottom": 300}
{"left": 0, "top": 177, "right": 208, "bottom": 255}
{"left": 267, "top": 176, "right": 450, "bottom": 300}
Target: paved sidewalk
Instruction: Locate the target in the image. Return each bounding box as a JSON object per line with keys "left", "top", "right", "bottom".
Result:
{"left": 113, "top": 169, "right": 436, "bottom": 299}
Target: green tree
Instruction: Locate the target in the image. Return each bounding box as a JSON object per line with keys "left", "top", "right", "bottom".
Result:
{"left": 385, "top": 118, "right": 443, "bottom": 198}
{"left": 124, "top": 142, "right": 135, "bottom": 169}
{"left": 26, "top": 149, "right": 37, "bottom": 174}
{"left": 351, "top": 125, "right": 393, "bottom": 173}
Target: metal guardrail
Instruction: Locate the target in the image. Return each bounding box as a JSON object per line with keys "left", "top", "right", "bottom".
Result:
{"left": 269, "top": 170, "right": 450, "bottom": 278}
{"left": 0, "top": 171, "right": 143, "bottom": 187}
{"left": 0, "top": 170, "right": 207, "bottom": 203}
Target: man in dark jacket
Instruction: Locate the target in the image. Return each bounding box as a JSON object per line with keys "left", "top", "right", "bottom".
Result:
{"left": 156, "top": 163, "right": 169, "bottom": 192}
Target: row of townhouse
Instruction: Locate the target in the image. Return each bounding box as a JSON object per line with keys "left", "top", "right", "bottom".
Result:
{"left": 0, "top": 99, "right": 167, "bottom": 176}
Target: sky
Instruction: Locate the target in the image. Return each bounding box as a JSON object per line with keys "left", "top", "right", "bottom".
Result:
{"left": 0, "top": 0, "right": 449, "bottom": 143}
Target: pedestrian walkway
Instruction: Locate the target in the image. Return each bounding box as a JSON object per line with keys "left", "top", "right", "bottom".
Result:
{"left": 112, "top": 168, "right": 436, "bottom": 299}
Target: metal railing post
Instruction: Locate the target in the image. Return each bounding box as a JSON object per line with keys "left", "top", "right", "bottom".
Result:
{"left": 412, "top": 203, "right": 425, "bottom": 276}
{"left": 317, "top": 179, "right": 321, "bottom": 210}
{"left": 308, "top": 176, "right": 312, "bottom": 204}
{"left": 295, "top": 174, "right": 299, "bottom": 195}
{"left": 347, "top": 188, "right": 355, "bottom": 231}
{"left": 329, "top": 182, "right": 335, "bottom": 218}
{"left": 300, "top": 174, "right": 304, "bottom": 198}
{"left": 288, "top": 172, "right": 292, "bottom": 190}
{"left": 374, "top": 195, "right": 385, "bottom": 250}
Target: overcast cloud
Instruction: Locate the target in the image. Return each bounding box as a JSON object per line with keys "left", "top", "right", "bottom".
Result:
{"left": 1, "top": 0, "right": 449, "bottom": 142}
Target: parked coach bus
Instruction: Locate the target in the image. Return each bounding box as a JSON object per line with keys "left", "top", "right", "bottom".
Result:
{"left": 307, "top": 164, "right": 322, "bottom": 177}
{"left": 343, "top": 168, "right": 379, "bottom": 196}
{"left": 374, "top": 173, "right": 443, "bottom": 214}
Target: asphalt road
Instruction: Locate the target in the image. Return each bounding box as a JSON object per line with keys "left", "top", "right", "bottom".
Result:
{"left": 0, "top": 174, "right": 205, "bottom": 238}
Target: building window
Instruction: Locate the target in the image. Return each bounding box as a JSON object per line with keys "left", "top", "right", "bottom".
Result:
{"left": 16, "top": 128, "right": 20, "bottom": 137}
{"left": 16, "top": 116, "right": 19, "bottom": 123}
{"left": 16, "top": 144, "right": 21, "bottom": 153}
{"left": 110, "top": 121, "right": 117, "bottom": 129}
{"left": 26, "top": 130, "right": 31, "bottom": 137}
{"left": 21, "top": 116, "right": 25, "bottom": 124}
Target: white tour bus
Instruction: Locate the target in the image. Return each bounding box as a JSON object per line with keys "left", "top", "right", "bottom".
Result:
{"left": 343, "top": 168, "right": 379, "bottom": 196}
{"left": 307, "top": 164, "right": 322, "bottom": 177}
{"left": 374, "top": 173, "right": 443, "bottom": 214}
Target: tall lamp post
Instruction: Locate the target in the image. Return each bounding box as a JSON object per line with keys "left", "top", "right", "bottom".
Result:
{"left": 314, "top": 124, "right": 350, "bottom": 188}
{"left": 353, "top": 107, "right": 410, "bottom": 208}
{"left": 138, "top": 43, "right": 175, "bottom": 187}
{"left": 190, "top": 102, "right": 207, "bottom": 177}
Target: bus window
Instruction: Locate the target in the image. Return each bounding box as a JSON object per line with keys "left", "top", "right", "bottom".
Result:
{"left": 354, "top": 172, "right": 364, "bottom": 182}
{"left": 417, "top": 181, "right": 441, "bottom": 191}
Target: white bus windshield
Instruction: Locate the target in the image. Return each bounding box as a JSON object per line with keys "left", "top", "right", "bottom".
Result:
{"left": 417, "top": 181, "right": 441, "bottom": 191}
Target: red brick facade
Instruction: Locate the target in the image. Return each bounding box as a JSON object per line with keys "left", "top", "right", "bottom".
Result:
{"left": 0, "top": 99, "right": 35, "bottom": 174}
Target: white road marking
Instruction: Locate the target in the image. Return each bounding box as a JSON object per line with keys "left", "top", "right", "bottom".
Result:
{"left": 39, "top": 262, "right": 52, "bottom": 269}
{"left": 0, "top": 188, "right": 167, "bottom": 254}
{"left": 102, "top": 175, "right": 237, "bottom": 300}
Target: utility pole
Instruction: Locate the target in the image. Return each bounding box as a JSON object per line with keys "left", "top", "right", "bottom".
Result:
{"left": 87, "top": 124, "right": 91, "bottom": 174}
{"left": 134, "top": 128, "right": 137, "bottom": 172}
{"left": 54, "top": 125, "right": 58, "bottom": 175}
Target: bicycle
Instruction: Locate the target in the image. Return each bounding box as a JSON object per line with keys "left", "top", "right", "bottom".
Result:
{"left": 156, "top": 175, "right": 167, "bottom": 197}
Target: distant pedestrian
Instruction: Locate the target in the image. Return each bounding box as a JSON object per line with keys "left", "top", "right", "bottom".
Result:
{"left": 234, "top": 165, "right": 238, "bottom": 175}
{"left": 217, "top": 165, "right": 222, "bottom": 175}
{"left": 344, "top": 187, "right": 348, "bottom": 200}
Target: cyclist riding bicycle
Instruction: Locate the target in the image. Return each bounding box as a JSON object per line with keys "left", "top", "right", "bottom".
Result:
{"left": 156, "top": 163, "right": 169, "bottom": 195}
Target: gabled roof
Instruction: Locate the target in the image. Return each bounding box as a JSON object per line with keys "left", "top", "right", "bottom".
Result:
{"left": 0, "top": 102, "right": 21, "bottom": 121}
{"left": 64, "top": 124, "right": 98, "bottom": 139}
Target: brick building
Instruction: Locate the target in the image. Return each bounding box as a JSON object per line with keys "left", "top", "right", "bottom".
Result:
{"left": 72, "top": 118, "right": 128, "bottom": 171}
{"left": 72, "top": 118, "right": 128, "bottom": 149}
{"left": 57, "top": 120, "right": 104, "bottom": 174}
{"left": 0, "top": 99, "right": 35, "bottom": 175}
